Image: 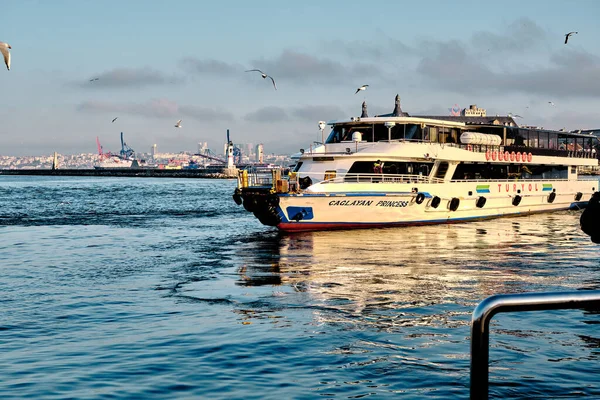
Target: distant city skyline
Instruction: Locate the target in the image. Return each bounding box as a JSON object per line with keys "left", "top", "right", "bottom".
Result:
{"left": 1, "top": 0, "right": 600, "bottom": 156}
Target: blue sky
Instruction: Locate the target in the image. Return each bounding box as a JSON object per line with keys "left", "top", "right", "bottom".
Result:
{"left": 1, "top": 0, "right": 599, "bottom": 156}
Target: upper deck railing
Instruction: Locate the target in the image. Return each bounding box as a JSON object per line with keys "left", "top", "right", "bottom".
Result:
{"left": 318, "top": 173, "right": 445, "bottom": 185}
{"left": 304, "top": 139, "right": 598, "bottom": 159}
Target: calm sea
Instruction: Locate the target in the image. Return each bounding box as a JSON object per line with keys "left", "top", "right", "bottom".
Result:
{"left": 1, "top": 176, "right": 599, "bottom": 399}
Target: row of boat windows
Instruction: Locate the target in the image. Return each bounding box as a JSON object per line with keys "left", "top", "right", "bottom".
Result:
{"left": 327, "top": 124, "right": 457, "bottom": 143}
{"left": 506, "top": 128, "right": 597, "bottom": 151}
{"left": 451, "top": 162, "right": 568, "bottom": 180}
{"left": 325, "top": 124, "right": 599, "bottom": 151}
{"left": 347, "top": 161, "right": 433, "bottom": 175}
{"left": 344, "top": 160, "right": 568, "bottom": 180}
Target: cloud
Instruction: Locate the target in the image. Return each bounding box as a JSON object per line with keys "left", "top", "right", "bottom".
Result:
{"left": 244, "top": 106, "right": 289, "bottom": 123}
{"left": 470, "top": 17, "right": 547, "bottom": 53}
{"left": 244, "top": 105, "right": 353, "bottom": 123}
{"left": 290, "top": 105, "right": 348, "bottom": 121}
{"left": 179, "top": 57, "right": 244, "bottom": 76}
{"left": 77, "top": 98, "right": 234, "bottom": 121}
{"left": 417, "top": 44, "right": 600, "bottom": 97}
{"left": 251, "top": 49, "right": 386, "bottom": 85}
{"left": 81, "top": 67, "right": 182, "bottom": 88}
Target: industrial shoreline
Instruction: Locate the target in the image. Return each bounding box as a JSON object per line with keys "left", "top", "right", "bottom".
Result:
{"left": 0, "top": 168, "right": 237, "bottom": 179}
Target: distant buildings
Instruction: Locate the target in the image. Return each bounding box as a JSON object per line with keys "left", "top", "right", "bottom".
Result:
{"left": 462, "top": 104, "right": 486, "bottom": 117}
{"left": 255, "top": 144, "right": 264, "bottom": 163}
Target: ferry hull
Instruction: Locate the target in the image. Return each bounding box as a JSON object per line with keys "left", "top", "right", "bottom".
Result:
{"left": 270, "top": 180, "right": 596, "bottom": 232}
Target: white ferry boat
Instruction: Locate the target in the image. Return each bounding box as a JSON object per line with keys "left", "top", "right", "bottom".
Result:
{"left": 94, "top": 157, "right": 133, "bottom": 169}
{"left": 233, "top": 96, "right": 599, "bottom": 231}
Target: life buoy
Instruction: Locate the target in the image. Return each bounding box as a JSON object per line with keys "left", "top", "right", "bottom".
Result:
{"left": 521, "top": 152, "right": 527, "bottom": 162}
{"left": 527, "top": 153, "right": 533, "bottom": 162}
{"left": 504, "top": 151, "right": 510, "bottom": 161}
{"left": 498, "top": 151, "right": 504, "bottom": 161}
{"left": 492, "top": 151, "right": 497, "bottom": 161}
{"left": 485, "top": 150, "right": 491, "bottom": 160}
{"left": 510, "top": 151, "right": 516, "bottom": 162}
{"left": 415, "top": 193, "right": 425, "bottom": 204}
{"left": 468, "top": 144, "right": 473, "bottom": 151}
{"left": 515, "top": 152, "right": 521, "bottom": 162}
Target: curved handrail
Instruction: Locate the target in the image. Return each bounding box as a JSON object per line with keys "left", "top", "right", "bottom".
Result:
{"left": 470, "top": 291, "right": 600, "bottom": 399}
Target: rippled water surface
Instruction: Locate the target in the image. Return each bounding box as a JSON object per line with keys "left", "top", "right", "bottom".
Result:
{"left": 1, "top": 176, "right": 599, "bottom": 399}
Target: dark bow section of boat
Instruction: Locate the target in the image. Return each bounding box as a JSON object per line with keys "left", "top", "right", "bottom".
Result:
{"left": 233, "top": 187, "right": 281, "bottom": 227}
{"left": 580, "top": 192, "right": 600, "bottom": 243}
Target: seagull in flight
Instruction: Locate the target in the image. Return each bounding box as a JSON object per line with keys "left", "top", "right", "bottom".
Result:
{"left": 548, "top": 101, "right": 555, "bottom": 106}
{"left": 245, "top": 69, "right": 277, "bottom": 90}
{"left": 355, "top": 85, "right": 368, "bottom": 94}
{"left": 112, "top": 117, "right": 118, "bottom": 123}
{"left": 89, "top": 77, "right": 99, "bottom": 82}
{"left": 174, "top": 119, "right": 182, "bottom": 128}
{"left": 508, "top": 113, "right": 523, "bottom": 118}
{"left": 564, "top": 31, "right": 578, "bottom": 44}
{"left": 0, "top": 41, "right": 11, "bottom": 71}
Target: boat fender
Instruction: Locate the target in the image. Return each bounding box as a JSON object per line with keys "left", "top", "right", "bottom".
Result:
{"left": 548, "top": 192, "right": 556, "bottom": 203}
{"left": 430, "top": 196, "right": 441, "bottom": 208}
{"left": 267, "top": 195, "right": 280, "bottom": 207}
{"left": 232, "top": 188, "right": 243, "bottom": 206}
{"left": 415, "top": 193, "right": 425, "bottom": 204}
{"left": 580, "top": 192, "right": 600, "bottom": 243}
{"left": 512, "top": 195, "right": 522, "bottom": 206}
{"left": 476, "top": 196, "right": 487, "bottom": 208}
{"left": 449, "top": 197, "right": 460, "bottom": 211}
{"left": 299, "top": 176, "right": 313, "bottom": 190}
{"left": 575, "top": 192, "right": 583, "bottom": 201}
{"left": 292, "top": 212, "right": 304, "bottom": 222}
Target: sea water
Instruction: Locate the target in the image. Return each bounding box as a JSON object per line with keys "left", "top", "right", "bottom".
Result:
{"left": 1, "top": 176, "right": 599, "bottom": 399}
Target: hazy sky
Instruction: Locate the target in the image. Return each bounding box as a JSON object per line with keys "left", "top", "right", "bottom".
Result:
{"left": 1, "top": 0, "right": 599, "bottom": 156}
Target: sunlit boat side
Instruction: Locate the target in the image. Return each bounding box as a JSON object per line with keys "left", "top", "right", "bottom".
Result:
{"left": 232, "top": 96, "right": 600, "bottom": 231}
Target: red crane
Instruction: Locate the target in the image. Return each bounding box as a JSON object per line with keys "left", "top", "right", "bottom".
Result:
{"left": 96, "top": 136, "right": 112, "bottom": 160}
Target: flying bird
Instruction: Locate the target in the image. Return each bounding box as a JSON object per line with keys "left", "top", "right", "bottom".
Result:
{"left": 355, "top": 85, "right": 368, "bottom": 94}
{"left": 89, "top": 77, "right": 99, "bottom": 82}
{"left": 564, "top": 31, "right": 578, "bottom": 44}
{"left": 508, "top": 113, "right": 523, "bottom": 118}
{"left": 112, "top": 117, "right": 118, "bottom": 123}
{"left": 548, "top": 101, "right": 555, "bottom": 106}
{"left": 174, "top": 119, "right": 182, "bottom": 128}
{"left": 0, "top": 42, "right": 11, "bottom": 71}
{"left": 245, "top": 69, "right": 277, "bottom": 90}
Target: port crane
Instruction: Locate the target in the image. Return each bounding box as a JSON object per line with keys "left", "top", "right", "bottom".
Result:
{"left": 96, "top": 132, "right": 135, "bottom": 161}
{"left": 96, "top": 136, "right": 113, "bottom": 160}
{"left": 119, "top": 132, "right": 135, "bottom": 160}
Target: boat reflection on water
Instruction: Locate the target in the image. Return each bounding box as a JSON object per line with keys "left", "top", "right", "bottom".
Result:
{"left": 235, "top": 212, "right": 592, "bottom": 323}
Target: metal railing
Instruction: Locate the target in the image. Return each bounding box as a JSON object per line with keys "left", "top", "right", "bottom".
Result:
{"left": 470, "top": 290, "right": 600, "bottom": 399}
{"left": 320, "top": 173, "right": 445, "bottom": 185}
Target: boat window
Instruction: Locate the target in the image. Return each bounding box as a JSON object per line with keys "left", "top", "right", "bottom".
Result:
{"left": 515, "top": 129, "right": 527, "bottom": 146}
{"left": 538, "top": 131, "right": 549, "bottom": 149}
{"left": 549, "top": 132, "right": 558, "bottom": 149}
{"left": 327, "top": 125, "right": 375, "bottom": 143}
{"left": 434, "top": 162, "right": 449, "bottom": 179}
{"left": 347, "top": 161, "right": 434, "bottom": 175}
